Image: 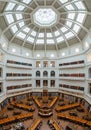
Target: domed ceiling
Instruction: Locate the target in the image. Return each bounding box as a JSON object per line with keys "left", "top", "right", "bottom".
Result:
{"left": 0, "top": 0, "right": 91, "bottom": 51}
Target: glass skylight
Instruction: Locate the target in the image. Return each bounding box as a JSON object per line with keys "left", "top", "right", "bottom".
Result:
{"left": 34, "top": 8, "right": 57, "bottom": 26}
{"left": 27, "top": 36, "right": 34, "bottom": 43}
{"left": 38, "top": 33, "right": 44, "bottom": 38}
{"left": 23, "top": 27, "right": 30, "bottom": 33}
{"left": 47, "top": 33, "right": 53, "bottom": 38}
{"left": 73, "top": 24, "right": 80, "bottom": 33}
{"left": 17, "top": 32, "right": 26, "bottom": 39}
{"left": 16, "top": 5, "right": 25, "bottom": 11}
{"left": 59, "top": 0, "right": 68, "bottom": 4}
{"left": 65, "top": 32, "right": 74, "bottom": 39}
{"left": 75, "top": 1, "right": 86, "bottom": 10}
{"left": 65, "top": 4, "right": 75, "bottom": 10}
{"left": 18, "top": 21, "right": 25, "bottom": 28}
{"left": 68, "top": 13, "right": 75, "bottom": 20}
{"left": 23, "top": 0, "right": 32, "bottom": 4}
{"left": 47, "top": 39, "right": 54, "bottom": 44}
{"left": 66, "top": 21, "right": 72, "bottom": 27}
{"left": 5, "top": 3, "right": 16, "bottom": 11}
{"left": 16, "top": 14, "right": 23, "bottom": 20}
{"left": 57, "top": 36, "right": 64, "bottom": 43}
{"left": 11, "top": 25, "right": 18, "bottom": 34}
{"left": 5, "top": 14, "right": 14, "bottom": 24}
{"left": 36, "top": 39, "right": 44, "bottom": 44}
{"left": 54, "top": 31, "right": 60, "bottom": 37}
{"left": 76, "top": 13, "right": 86, "bottom": 23}
{"left": 3, "top": 0, "right": 87, "bottom": 47}
{"left": 61, "top": 27, "right": 68, "bottom": 33}
{"left": 31, "top": 31, "right": 37, "bottom": 37}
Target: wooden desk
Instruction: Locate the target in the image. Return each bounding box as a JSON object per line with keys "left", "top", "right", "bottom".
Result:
{"left": 51, "top": 118, "right": 61, "bottom": 130}
{"left": 57, "top": 113, "right": 87, "bottom": 126}
{"left": 49, "top": 97, "right": 58, "bottom": 108}
{"left": 11, "top": 102, "right": 35, "bottom": 111}
{"left": 0, "top": 113, "right": 33, "bottom": 125}
{"left": 55, "top": 103, "right": 80, "bottom": 112}
{"left": 29, "top": 118, "right": 42, "bottom": 130}
{"left": 33, "top": 96, "right": 42, "bottom": 108}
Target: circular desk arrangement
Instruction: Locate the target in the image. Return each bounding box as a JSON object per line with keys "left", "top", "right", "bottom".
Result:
{"left": 38, "top": 106, "right": 53, "bottom": 117}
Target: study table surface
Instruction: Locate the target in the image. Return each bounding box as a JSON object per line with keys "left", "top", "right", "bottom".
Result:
{"left": 11, "top": 102, "right": 35, "bottom": 111}
{"left": 57, "top": 113, "right": 91, "bottom": 127}
{"left": 51, "top": 118, "right": 61, "bottom": 130}
{"left": 0, "top": 113, "right": 33, "bottom": 125}
{"left": 29, "top": 118, "right": 42, "bottom": 130}
{"left": 55, "top": 103, "right": 80, "bottom": 112}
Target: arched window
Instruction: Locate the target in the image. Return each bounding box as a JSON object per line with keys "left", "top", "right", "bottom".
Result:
{"left": 43, "top": 71, "right": 48, "bottom": 77}
{"left": 50, "top": 71, "right": 55, "bottom": 77}
{"left": 36, "top": 71, "right": 40, "bottom": 77}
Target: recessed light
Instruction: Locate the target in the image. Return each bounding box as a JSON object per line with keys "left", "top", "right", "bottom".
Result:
{"left": 26, "top": 53, "right": 29, "bottom": 56}
{"left": 75, "top": 48, "right": 79, "bottom": 53}
{"left": 62, "top": 52, "right": 65, "bottom": 56}
{"left": 37, "top": 54, "right": 40, "bottom": 57}
{"left": 85, "top": 42, "right": 89, "bottom": 48}
{"left": 2, "top": 43, "right": 6, "bottom": 48}
{"left": 51, "top": 54, "right": 54, "bottom": 57}
{"left": 12, "top": 48, "right": 16, "bottom": 53}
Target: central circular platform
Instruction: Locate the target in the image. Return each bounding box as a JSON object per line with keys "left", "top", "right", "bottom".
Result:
{"left": 38, "top": 106, "right": 53, "bottom": 117}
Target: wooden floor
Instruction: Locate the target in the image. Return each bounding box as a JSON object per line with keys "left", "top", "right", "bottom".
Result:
{"left": 0, "top": 97, "right": 91, "bottom": 130}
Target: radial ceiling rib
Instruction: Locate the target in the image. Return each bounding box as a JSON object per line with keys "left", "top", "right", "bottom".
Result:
{"left": 44, "top": 28, "right": 47, "bottom": 57}
{"left": 52, "top": 0, "right": 58, "bottom": 6}
{"left": 10, "top": 22, "right": 32, "bottom": 43}
{"left": 32, "top": 28, "right": 40, "bottom": 52}
{"left": 50, "top": 28, "right": 59, "bottom": 57}
{"left": 58, "top": 22, "right": 83, "bottom": 45}
{"left": 57, "top": 0, "right": 84, "bottom": 10}
{"left": 0, "top": 12, "right": 31, "bottom": 17}
{"left": 1, "top": 17, "right": 31, "bottom": 36}
{"left": 58, "top": 11, "right": 91, "bottom": 15}
{"left": 22, "top": 26, "right": 36, "bottom": 47}
{"left": 61, "top": 18, "right": 89, "bottom": 33}
{"left": 0, "top": 0, "right": 33, "bottom": 11}
{"left": 55, "top": 26, "right": 70, "bottom": 49}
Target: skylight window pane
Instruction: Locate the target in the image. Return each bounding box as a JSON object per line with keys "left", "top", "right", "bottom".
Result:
{"left": 47, "top": 39, "right": 54, "bottom": 44}
{"left": 36, "top": 39, "right": 44, "bottom": 44}
{"left": 61, "top": 27, "right": 68, "bottom": 33}
{"left": 31, "top": 31, "right": 37, "bottom": 37}
{"left": 18, "top": 21, "right": 24, "bottom": 28}
{"left": 76, "top": 13, "right": 85, "bottom": 23}
{"left": 75, "top": 1, "right": 86, "bottom": 10}
{"left": 59, "top": 0, "right": 68, "bottom": 4}
{"left": 38, "top": 33, "right": 44, "bottom": 38}
{"left": 65, "top": 32, "right": 74, "bottom": 39}
{"left": 23, "top": 27, "right": 30, "bottom": 33}
{"left": 11, "top": 25, "right": 18, "bottom": 34}
{"left": 57, "top": 37, "right": 64, "bottom": 43}
{"left": 47, "top": 33, "right": 52, "bottom": 38}
{"left": 5, "top": 14, "right": 14, "bottom": 24}
{"left": 66, "top": 21, "right": 72, "bottom": 27}
{"left": 54, "top": 31, "right": 60, "bottom": 37}
{"left": 23, "top": 0, "right": 32, "bottom": 4}
{"left": 73, "top": 24, "right": 80, "bottom": 33}
{"left": 5, "top": 3, "right": 16, "bottom": 11}
{"left": 68, "top": 13, "right": 75, "bottom": 20}
{"left": 27, "top": 36, "right": 34, "bottom": 43}
{"left": 65, "top": 4, "right": 75, "bottom": 10}
{"left": 16, "top": 14, "right": 23, "bottom": 20}
{"left": 17, "top": 32, "right": 26, "bottom": 39}
{"left": 16, "top": 5, "right": 25, "bottom": 11}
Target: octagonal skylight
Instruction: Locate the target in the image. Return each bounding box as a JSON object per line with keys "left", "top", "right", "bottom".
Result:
{"left": 1, "top": 0, "right": 90, "bottom": 51}
{"left": 33, "top": 8, "right": 57, "bottom": 27}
